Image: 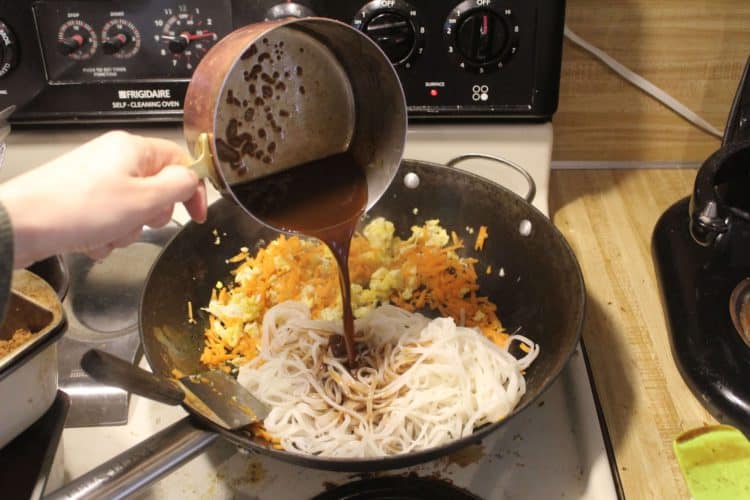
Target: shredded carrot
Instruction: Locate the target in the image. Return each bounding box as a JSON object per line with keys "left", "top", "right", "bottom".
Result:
{"left": 474, "top": 225, "right": 488, "bottom": 251}
{"left": 200, "top": 219, "right": 508, "bottom": 368}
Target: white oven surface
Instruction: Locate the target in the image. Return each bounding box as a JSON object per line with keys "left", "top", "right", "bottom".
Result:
{"left": 3, "top": 124, "right": 618, "bottom": 499}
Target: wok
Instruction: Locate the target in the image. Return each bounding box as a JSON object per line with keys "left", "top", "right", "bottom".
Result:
{"left": 49, "top": 159, "right": 585, "bottom": 497}
{"left": 143, "top": 158, "right": 584, "bottom": 468}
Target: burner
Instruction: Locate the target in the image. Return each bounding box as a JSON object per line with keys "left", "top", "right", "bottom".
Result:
{"left": 58, "top": 223, "right": 180, "bottom": 427}
{"left": 311, "top": 476, "right": 481, "bottom": 500}
{"left": 69, "top": 242, "right": 162, "bottom": 336}
{"left": 653, "top": 197, "right": 750, "bottom": 434}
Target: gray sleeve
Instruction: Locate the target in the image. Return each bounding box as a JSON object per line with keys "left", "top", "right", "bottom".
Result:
{"left": 0, "top": 201, "right": 13, "bottom": 323}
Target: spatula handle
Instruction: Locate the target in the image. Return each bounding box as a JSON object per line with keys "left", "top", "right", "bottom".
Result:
{"left": 81, "top": 349, "right": 185, "bottom": 406}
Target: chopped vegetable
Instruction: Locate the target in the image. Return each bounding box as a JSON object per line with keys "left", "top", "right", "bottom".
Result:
{"left": 200, "top": 218, "right": 508, "bottom": 367}
{"left": 474, "top": 225, "right": 488, "bottom": 251}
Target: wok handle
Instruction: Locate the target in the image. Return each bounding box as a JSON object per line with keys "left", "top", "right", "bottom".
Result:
{"left": 81, "top": 349, "right": 185, "bottom": 406}
{"left": 44, "top": 417, "right": 219, "bottom": 500}
{"left": 446, "top": 153, "right": 536, "bottom": 204}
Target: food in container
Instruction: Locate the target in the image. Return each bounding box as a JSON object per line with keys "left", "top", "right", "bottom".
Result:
{"left": 0, "top": 261, "right": 67, "bottom": 449}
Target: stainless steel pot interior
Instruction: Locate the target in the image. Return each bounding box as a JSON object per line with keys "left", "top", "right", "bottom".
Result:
{"left": 139, "top": 159, "right": 585, "bottom": 472}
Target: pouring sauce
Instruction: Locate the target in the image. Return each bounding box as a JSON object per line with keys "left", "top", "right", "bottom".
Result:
{"left": 232, "top": 152, "right": 367, "bottom": 365}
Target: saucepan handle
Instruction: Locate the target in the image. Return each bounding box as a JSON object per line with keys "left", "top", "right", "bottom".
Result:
{"left": 81, "top": 349, "right": 185, "bottom": 406}
{"left": 44, "top": 417, "right": 219, "bottom": 500}
{"left": 187, "top": 132, "right": 220, "bottom": 184}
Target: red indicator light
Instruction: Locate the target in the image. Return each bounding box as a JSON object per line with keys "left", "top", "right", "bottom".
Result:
{"left": 429, "top": 89, "right": 439, "bottom": 97}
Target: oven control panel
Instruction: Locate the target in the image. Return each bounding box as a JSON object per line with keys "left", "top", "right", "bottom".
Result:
{"left": 35, "top": 1, "right": 229, "bottom": 81}
{"left": 0, "top": 0, "right": 565, "bottom": 124}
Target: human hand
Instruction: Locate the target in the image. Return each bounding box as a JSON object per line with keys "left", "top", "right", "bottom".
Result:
{"left": 0, "top": 130, "right": 207, "bottom": 267}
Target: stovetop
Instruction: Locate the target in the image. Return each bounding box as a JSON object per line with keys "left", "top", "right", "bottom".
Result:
{"left": 652, "top": 196, "right": 750, "bottom": 434}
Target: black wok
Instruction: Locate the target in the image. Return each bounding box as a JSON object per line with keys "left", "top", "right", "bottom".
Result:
{"left": 138, "top": 158, "right": 585, "bottom": 472}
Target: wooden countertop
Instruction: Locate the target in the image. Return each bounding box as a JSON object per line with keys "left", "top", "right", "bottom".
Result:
{"left": 553, "top": 0, "right": 750, "bottom": 163}
{"left": 550, "top": 168, "right": 717, "bottom": 499}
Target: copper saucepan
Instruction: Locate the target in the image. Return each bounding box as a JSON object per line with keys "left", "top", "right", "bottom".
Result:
{"left": 182, "top": 17, "right": 407, "bottom": 229}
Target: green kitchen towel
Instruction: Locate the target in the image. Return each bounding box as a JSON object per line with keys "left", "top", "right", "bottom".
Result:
{"left": 674, "top": 425, "right": 750, "bottom": 500}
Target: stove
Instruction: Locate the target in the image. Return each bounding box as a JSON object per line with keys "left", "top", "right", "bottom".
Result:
{"left": 0, "top": 0, "right": 619, "bottom": 497}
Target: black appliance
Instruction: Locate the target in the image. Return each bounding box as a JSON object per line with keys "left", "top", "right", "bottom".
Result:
{"left": 652, "top": 57, "right": 750, "bottom": 434}
{"left": 0, "top": 0, "right": 565, "bottom": 124}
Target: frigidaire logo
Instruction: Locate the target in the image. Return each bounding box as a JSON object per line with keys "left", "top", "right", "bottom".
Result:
{"left": 117, "top": 89, "right": 171, "bottom": 99}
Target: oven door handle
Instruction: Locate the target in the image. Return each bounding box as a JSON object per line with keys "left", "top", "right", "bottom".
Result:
{"left": 44, "top": 417, "right": 218, "bottom": 500}
{"left": 446, "top": 153, "right": 536, "bottom": 204}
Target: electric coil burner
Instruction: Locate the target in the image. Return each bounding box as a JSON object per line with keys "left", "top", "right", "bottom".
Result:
{"left": 652, "top": 57, "right": 750, "bottom": 433}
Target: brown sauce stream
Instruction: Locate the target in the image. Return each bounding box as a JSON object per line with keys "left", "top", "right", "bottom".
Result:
{"left": 232, "top": 152, "right": 367, "bottom": 365}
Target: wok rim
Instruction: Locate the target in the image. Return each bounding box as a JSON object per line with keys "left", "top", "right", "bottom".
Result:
{"left": 140, "top": 158, "right": 586, "bottom": 471}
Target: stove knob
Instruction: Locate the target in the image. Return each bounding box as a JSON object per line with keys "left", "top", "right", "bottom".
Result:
{"left": 353, "top": 1, "right": 425, "bottom": 68}
{"left": 0, "top": 20, "right": 18, "bottom": 78}
{"left": 167, "top": 35, "right": 189, "bottom": 54}
{"left": 457, "top": 11, "right": 507, "bottom": 63}
{"left": 58, "top": 35, "right": 85, "bottom": 55}
{"left": 444, "top": 1, "right": 520, "bottom": 74}
{"left": 364, "top": 12, "right": 414, "bottom": 63}
{"left": 102, "top": 33, "right": 129, "bottom": 55}
{"left": 265, "top": 3, "right": 316, "bottom": 20}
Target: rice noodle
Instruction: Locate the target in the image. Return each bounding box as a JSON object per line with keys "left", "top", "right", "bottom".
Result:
{"left": 237, "top": 301, "right": 539, "bottom": 458}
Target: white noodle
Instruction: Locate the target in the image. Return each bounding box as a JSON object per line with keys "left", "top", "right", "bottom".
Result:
{"left": 238, "top": 301, "right": 539, "bottom": 458}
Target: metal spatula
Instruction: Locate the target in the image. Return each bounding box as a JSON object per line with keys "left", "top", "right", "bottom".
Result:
{"left": 81, "top": 349, "right": 269, "bottom": 430}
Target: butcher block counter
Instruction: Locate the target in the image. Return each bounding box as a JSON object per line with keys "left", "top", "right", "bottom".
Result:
{"left": 549, "top": 167, "right": 717, "bottom": 499}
